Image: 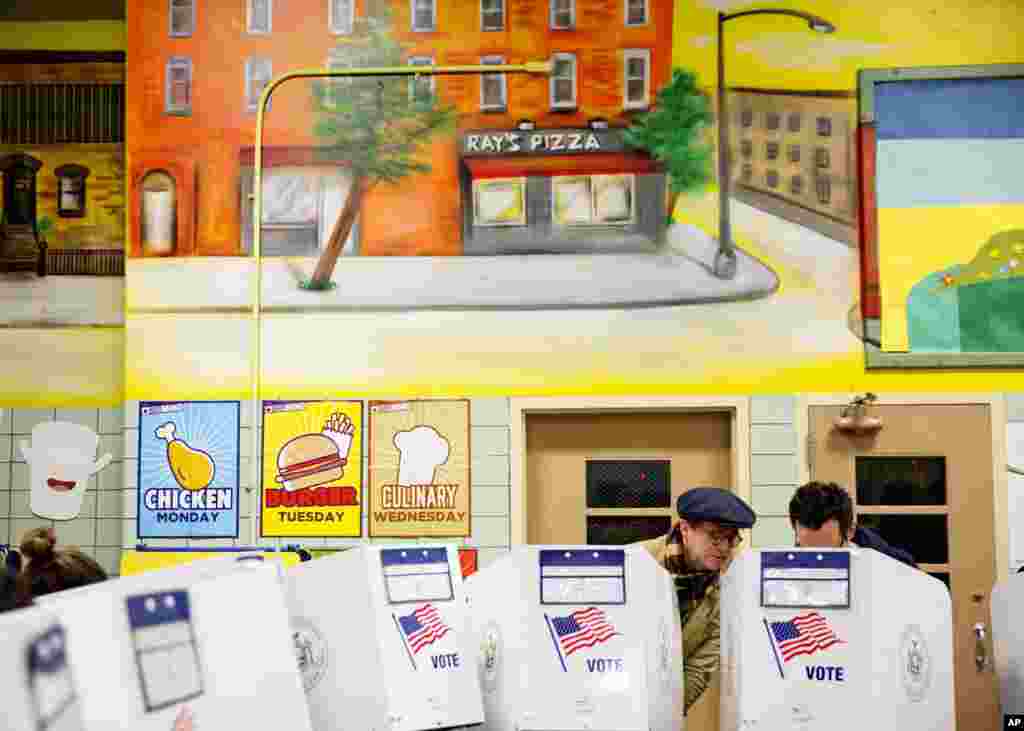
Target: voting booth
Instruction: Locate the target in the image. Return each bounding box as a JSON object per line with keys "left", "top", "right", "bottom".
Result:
{"left": 36, "top": 558, "right": 311, "bottom": 731}
{"left": 462, "top": 545, "right": 682, "bottom": 731}
{"left": 991, "top": 571, "right": 1024, "bottom": 715}
{"left": 284, "top": 544, "right": 484, "bottom": 731}
{"left": 720, "top": 548, "right": 954, "bottom": 731}
{"left": 1, "top": 605, "right": 86, "bottom": 731}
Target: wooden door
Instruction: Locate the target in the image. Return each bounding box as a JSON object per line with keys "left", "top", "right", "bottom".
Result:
{"left": 526, "top": 410, "right": 734, "bottom": 731}
{"left": 809, "top": 404, "right": 999, "bottom": 731}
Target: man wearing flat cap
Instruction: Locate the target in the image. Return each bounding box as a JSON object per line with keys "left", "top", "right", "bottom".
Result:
{"left": 636, "top": 487, "right": 756, "bottom": 716}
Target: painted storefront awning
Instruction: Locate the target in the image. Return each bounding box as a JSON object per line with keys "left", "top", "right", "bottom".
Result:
{"left": 463, "top": 153, "right": 662, "bottom": 180}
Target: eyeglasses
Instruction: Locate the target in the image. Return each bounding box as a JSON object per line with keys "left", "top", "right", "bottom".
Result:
{"left": 704, "top": 529, "right": 743, "bottom": 549}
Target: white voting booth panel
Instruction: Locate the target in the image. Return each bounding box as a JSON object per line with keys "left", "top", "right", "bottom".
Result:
{"left": 0, "top": 605, "right": 87, "bottom": 731}
{"left": 38, "top": 561, "right": 311, "bottom": 731}
{"left": 720, "top": 548, "right": 954, "bottom": 731}
{"left": 462, "top": 545, "right": 682, "bottom": 731}
{"left": 284, "top": 544, "right": 484, "bottom": 731}
{"left": 991, "top": 571, "right": 1024, "bottom": 715}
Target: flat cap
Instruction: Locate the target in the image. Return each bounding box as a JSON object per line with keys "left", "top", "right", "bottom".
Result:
{"left": 677, "top": 487, "right": 756, "bottom": 529}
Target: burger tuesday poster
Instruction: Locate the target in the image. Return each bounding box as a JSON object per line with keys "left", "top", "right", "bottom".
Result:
{"left": 368, "top": 399, "right": 471, "bottom": 538}
{"left": 260, "top": 400, "right": 363, "bottom": 537}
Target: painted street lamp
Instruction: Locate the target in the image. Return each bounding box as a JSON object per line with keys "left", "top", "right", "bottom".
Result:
{"left": 713, "top": 8, "right": 836, "bottom": 279}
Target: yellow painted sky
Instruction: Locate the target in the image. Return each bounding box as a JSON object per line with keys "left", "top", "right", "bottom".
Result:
{"left": 673, "top": 0, "right": 1024, "bottom": 91}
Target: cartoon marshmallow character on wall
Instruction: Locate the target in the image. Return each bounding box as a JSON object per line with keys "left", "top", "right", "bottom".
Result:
{"left": 21, "top": 422, "right": 112, "bottom": 521}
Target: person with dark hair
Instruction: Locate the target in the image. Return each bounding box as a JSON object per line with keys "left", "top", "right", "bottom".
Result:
{"left": 15, "top": 527, "right": 108, "bottom": 607}
{"left": 788, "top": 481, "right": 917, "bottom": 568}
{"left": 1, "top": 547, "right": 22, "bottom": 613}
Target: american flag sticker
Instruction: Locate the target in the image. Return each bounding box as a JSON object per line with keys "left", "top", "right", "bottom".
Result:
{"left": 544, "top": 607, "right": 620, "bottom": 672}
{"left": 394, "top": 604, "right": 452, "bottom": 669}
{"left": 764, "top": 611, "right": 843, "bottom": 678}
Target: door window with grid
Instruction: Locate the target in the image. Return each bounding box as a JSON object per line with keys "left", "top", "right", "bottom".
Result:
{"left": 585, "top": 460, "right": 673, "bottom": 544}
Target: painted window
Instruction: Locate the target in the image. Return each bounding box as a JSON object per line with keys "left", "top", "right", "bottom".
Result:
{"left": 473, "top": 178, "right": 527, "bottom": 227}
{"left": 165, "top": 57, "right": 192, "bottom": 116}
{"left": 787, "top": 112, "right": 801, "bottom": 133}
{"left": 411, "top": 0, "right": 436, "bottom": 31}
{"left": 816, "top": 116, "right": 832, "bottom": 136}
{"left": 622, "top": 49, "right": 650, "bottom": 110}
{"left": 409, "top": 56, "right": 435, "bottom": 102}
{"left": 766, "top": 170, "right": 779, "bottom": 189}
{"left": 815, "top": 147, "right": 831, "bottom": 169}
{"left": 766, "top": 112, "right": 780, "bottom": 131}
{"left": 766, "top": 142, "right": 779, "bottom": 160}
{"left": 816, "top": 176, "right": 831, "bottom": 204}
{"left": 242, "top": 167, "right": 359, "bottom": 256}
{"left": 550, "top": 53, "right": 577, "bottom": 109}
{"left": 480, "top": 56, "right": 507, "bottom": 111}
{"left": 625, "top": 0, "right": 647, "bottom": 25}
{"left": 169, "top": 0, "right": 194, "bottom": 37}
{"left": 245, "top": 57, "right": 273, "bottom": 113}
{"left": 481, "top": 0, "right": 504, "bottom": 31}
{"left": 329, "top": 0, "right": 353, "bottom": 34}
{"left": 247, "top": 0, "right": 272, "bottom": 33}
{"left": 740, "top": 109, "right": 753, "bottom": 127}
{"left": 788, "top": 144, "right": 801, "bottom": 163}
{"left": 553, "top": 174, "right": 635, "bottom": 226}
{"left": 550, "top": 0, "right": 574, "bottom": 29}
{"left": 790, "top": 174, "right": 803, "bottom": 195}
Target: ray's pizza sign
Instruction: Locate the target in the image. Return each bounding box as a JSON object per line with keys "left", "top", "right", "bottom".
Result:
{"left": 461, "top": 128, "right": 625, "bottom": 156}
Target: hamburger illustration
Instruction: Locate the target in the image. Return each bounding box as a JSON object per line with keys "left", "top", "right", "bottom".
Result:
{"left": 275, "top": 433, "right": 346, "bottom": 491}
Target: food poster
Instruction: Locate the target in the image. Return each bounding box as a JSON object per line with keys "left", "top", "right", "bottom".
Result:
{"left": 260, "top": 400, "right": 363, "bottom": 537}
{"left": 137, "top": 402, "right": 240, "bottom": 539}
{"left": 368, "top": 400, "right": 471, "bottom": 538}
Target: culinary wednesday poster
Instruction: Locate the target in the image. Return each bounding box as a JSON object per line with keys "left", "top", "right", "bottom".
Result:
{"left": 260, "top": 400, "right": 363, "bottom": 537}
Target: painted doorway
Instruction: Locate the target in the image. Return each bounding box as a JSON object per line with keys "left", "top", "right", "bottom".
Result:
{"left": 809, "top": 403, "right": 1000, "bottom": 731}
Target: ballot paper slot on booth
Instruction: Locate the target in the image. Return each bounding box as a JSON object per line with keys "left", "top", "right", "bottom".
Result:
{"left": 720, "top": 547, "right": 955, "bottom": 731}
{"left": 539, "top": 549, "right": 626, "bottom": 605}
{"left": 28, "top": 624, "right": 82, "bottom": 731}
{"left": 284, "top": 545, "right": 484, "bottom": 731}
{"left": 125, "top": 590, "right": 204, "bottom": 712}
{"left": 463, "top": 545, "right": 683, "bottom": 731}
{"left": 761, "top": 551, "right": 851, "bottom": 609}
{"left": 35, "top": 558, "right": 312, "bottom": 731}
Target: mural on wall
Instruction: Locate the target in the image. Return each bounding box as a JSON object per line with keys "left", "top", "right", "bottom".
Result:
{"left": 861, "top": 70, "right": 1024, "bottom": 356}
{"left": 137, "top": 401, "right": 241, "bottom": 539}
{"left": 0, "top": 54, "right": 126, "bottom": 329}
{"left": 260, "top": 400, "right": 363, "bottom": 537}
{"left": 368, "top": 400, "right": 470, "bottom": 537}
{"left": 20, "top": 420, "right": 112, "bottom": 521}
{"left": 33, "top": 0, "right": 988, "bottom": 409}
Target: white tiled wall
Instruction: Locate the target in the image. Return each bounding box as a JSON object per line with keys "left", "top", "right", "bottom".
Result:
{"left": 0, "top": 406, "right": 126, "bottom": 576}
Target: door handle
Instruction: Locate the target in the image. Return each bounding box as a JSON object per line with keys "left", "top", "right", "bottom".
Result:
{"left": 974, "top": 622, "right": 988, "bottom": 671}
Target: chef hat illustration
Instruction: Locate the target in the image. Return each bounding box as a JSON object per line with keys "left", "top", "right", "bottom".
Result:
{"left": 393, "top": 426, "right": 450, "bottom": 486}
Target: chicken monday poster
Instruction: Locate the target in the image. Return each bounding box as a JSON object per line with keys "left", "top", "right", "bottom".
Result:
{"left": 368, "top": 399, "right": 471, "bottom": 538}
{"left": 137, "top": 401, "right": 241, "bottom": 539}
{"left": 260, "top": 400, "right": 363, "bottom": 537}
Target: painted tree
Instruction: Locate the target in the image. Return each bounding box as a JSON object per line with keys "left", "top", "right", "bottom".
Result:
{"left": 622, "top": 68, "right": 713, "bottom": 223}
{"left": 305, "top": 11, "right": 457, "bottom": 289}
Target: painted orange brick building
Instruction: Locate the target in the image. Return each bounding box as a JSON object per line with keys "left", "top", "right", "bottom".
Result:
{"left": 127, "top": 0, "right": 673, "bottom": 257}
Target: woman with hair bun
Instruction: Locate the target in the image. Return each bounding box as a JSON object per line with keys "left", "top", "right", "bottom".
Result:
{"left": 15, "top": 527, "right": 108, "bottom": 607}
